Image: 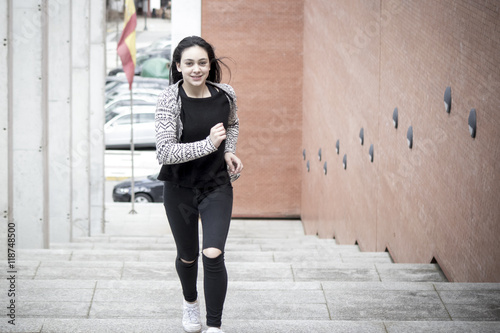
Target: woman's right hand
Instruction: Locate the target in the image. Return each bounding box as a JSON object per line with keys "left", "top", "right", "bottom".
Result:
{"left": 209, "top": 123, "right": 227, "bottom": 148}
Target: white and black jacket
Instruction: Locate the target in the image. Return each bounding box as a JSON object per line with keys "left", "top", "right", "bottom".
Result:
{"left": 155, "top": 80, "right": 239, "bottom": 165}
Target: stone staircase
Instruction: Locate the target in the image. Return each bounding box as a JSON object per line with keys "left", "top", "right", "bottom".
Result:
{"left": 2, "top": 205, "right": 500, "bottom": 332}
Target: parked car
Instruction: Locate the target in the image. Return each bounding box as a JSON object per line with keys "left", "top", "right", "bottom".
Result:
{"left": 140, "top": 57, "right": 170, "bottom": 79}
{"left": 105, "top": 107, "right": 156, "bottom": 149}
{"left": 105, "top": 97, "right": 156, "bottom": 123}
{"left": 112, "top": 173, "right": 164, "bottom": 203}
{"left": 136, "top": 43, "right": 172, "bottom": 63}
{"left": 105, "top": 76, "right": 168, "bottom": 97}
{"left": 136, "top": 36, "right": 172, "bottom": 57}
{"left": 108, "top": 36, "right": 172, "bottom": 76}
{"left": 105, "top": 88, "right": 162, "bottom": 104}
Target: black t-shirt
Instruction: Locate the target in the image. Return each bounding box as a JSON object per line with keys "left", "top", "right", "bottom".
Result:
{"left": 158, "top": 84, "right": 231, "bottom": 188}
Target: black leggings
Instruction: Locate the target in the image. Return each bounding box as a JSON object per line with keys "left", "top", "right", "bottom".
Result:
{"left": 163, "top": 181, "right": 233, "bottom": 328}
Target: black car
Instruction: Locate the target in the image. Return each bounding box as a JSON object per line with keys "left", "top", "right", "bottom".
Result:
{"left": 112, "top": 173, "right": 164, "bottom": 203}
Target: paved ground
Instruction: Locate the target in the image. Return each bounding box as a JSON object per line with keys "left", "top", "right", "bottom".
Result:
{"left": 104, "top": 149, "right": 158, "bottom": 203}
{"left": 1, "top": 203, "right": 500, "bottom": 332}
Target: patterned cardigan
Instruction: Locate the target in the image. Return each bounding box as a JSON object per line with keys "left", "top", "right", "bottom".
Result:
{"left": 155, "top": 80, "right": 239, "bottom": 165}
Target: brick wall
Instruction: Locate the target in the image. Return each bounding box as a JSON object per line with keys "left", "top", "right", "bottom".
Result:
{"left": 201, "top": 0, "right": 499, "bottom": 282}
{"left": 201, "top": 0, "right": 304, "bottom": 217}
{"left": 302, "top": 0, "right": 500, "bottom": 282}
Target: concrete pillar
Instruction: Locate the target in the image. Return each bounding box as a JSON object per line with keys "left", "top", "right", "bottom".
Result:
{"left": 171, "top": 0, "right": 201, "bottom": 52}
{"left": 11, "top": 0, "right": 49, "bottom": 248}
{"left": 71, "top": 0, "right": 91, "bottom": 238}
{"left": 0, "top": 0, "right": 9, "bottom": 259}
{"left": 3, "top": 0, "right": 106, "bottom": 247}
{"left": 89, "top": 0, "right": 106, "bottom": 235}
{"left": 48, "top": 0, "right": 72, "bottom": 243}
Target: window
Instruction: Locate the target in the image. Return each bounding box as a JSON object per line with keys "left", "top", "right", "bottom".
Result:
{"left": 138, "top": 113, "right": 155, "bottom": 123}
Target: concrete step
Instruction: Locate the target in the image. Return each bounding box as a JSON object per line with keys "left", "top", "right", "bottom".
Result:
{"left": 8, "top": 258, "right": 446, "bottom": 283}
{"left": 21, "top": 247, "right": 390, "bottom": 263}
{"left": 65, "top": 235, "right": 341, "bottom": 245}
{"left": 4, "top": 215, "right": 499, "bottom": 332}
{"left": 4, "top": 280, "right": 500, "bottom": 332}
{"left": 5, "top": 318, "right": 500, "bottom": 333}
{"left": 50, "top": 240, "right": 359, "bottom": 252}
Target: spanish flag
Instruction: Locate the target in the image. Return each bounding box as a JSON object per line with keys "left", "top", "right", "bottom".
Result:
{"left": 117, "top": 0, "right": 137, "bottom": 90}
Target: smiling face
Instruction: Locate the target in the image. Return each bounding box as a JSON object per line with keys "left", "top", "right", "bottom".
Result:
{"left": 176, "top": 45, "right": 210, "bottom": 90}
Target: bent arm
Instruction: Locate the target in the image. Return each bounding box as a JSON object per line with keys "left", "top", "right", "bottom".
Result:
{"left": 155, "top": 91, "right": 217, "bottom": 165}
{"left": 223, "top": 85, "right": 239, "bottom": 154}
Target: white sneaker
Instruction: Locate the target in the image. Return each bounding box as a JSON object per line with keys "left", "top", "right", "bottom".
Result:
{"left": 202, "top": 328, "right": 224, "bottom": 333}
{"left": 182, "top": 300, "right": 201, "bottom": 333}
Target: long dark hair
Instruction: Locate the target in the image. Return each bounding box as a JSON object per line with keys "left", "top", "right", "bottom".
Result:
{"left": 170, "top": 36, "right": 231, "bottom": 84}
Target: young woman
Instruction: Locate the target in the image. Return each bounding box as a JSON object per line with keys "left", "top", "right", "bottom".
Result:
{"left": 155, "top": 36, "right": 243, "bottom": 333}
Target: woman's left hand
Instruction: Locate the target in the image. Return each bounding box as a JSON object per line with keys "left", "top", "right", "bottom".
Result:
{"left": 224, "top": 152, "right": 243, "bottom": 175}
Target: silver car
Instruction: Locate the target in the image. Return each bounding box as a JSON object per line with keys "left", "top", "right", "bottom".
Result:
{"left": 105, "top": 106, "right": 156, "bottom": 149}
{"left": 105, "top": 88, "right": 162, "bottom": 104}
{"left": 105, "top": 96, "right": 157, "bottom": 122}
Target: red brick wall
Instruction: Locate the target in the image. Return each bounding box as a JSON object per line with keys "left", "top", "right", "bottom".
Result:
{"left": 302, "top": 0, "right": 500, "bottom": 282}
{"left": 301, "top": 0, "right": 382, "bottom": 252}
{"left": 201, "top": 0, "right": 304, "bottom": 217}
{"left": 201, "top": 0, "right": 500, "bottom": 282}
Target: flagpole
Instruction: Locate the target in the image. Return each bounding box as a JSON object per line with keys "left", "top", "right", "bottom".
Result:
{"left": 117, "top": 0, "right": 137, "bottom": 214}
{"left": 129, "top": 87, "right": 137, "bottom": 214}
{"left": 144, "top": 0, "right": 148, "bottom": 31}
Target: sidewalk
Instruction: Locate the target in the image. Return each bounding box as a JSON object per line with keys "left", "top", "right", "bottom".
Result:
{"left": 105, "top": 150, "right": 159, "bottom": 181}
{"left": 104, "top": 202, "right": 170, "bottom": 235}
